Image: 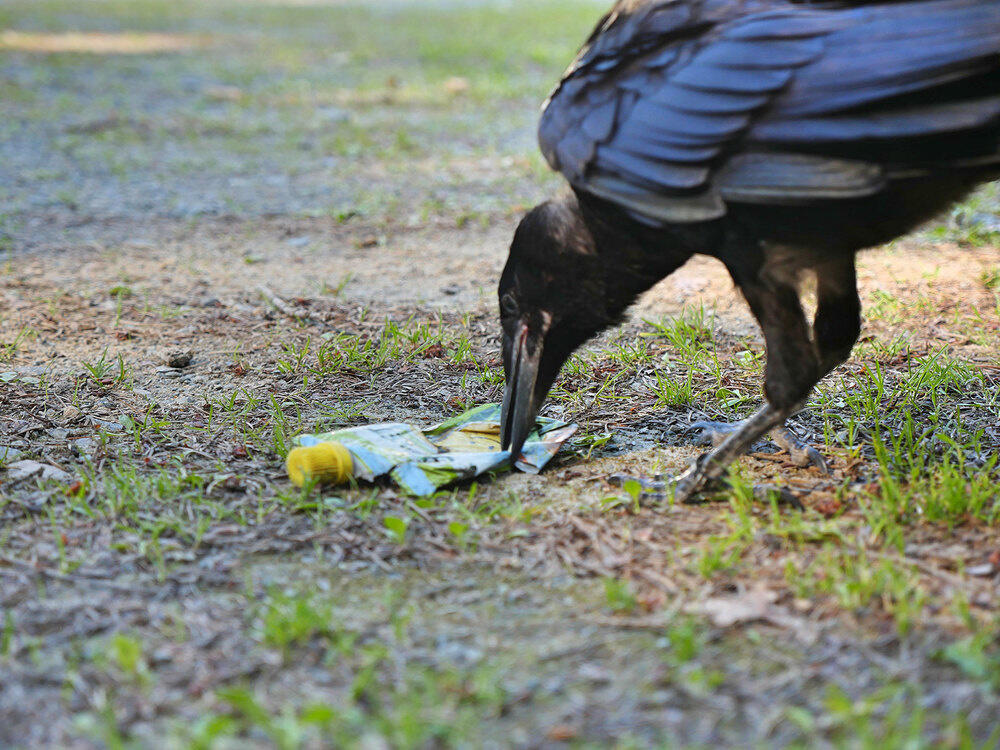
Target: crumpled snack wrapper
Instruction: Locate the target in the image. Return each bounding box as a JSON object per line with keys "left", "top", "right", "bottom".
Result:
{"left": 292, "top": 403, "right": 577, "bottom": 496}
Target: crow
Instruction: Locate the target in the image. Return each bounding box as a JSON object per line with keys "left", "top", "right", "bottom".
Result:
{"left": 498, "top": 0, "right": 1000, "bottom": 501}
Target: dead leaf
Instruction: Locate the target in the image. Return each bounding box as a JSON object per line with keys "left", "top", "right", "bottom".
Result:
{"left": 687, "top": 584, "right": 778, "bottom": 627}
{"left": 444, "top": 76, "right": 470, "bottom": 95}
{"left": 545, "top": 724, "right": 578, "bottom": 741}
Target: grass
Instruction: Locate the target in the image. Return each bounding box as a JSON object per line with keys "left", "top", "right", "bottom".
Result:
{"left": 2, "top": 0, "right": 1000, "bottom": 745}
{"left": 930, "top": 183, "right": 1000, "bottom": 248}
{"left": 0, "top": 0, "right": 591, "bottom": 225}
{"left": 16, "top": 292, "right": 998, "bottom": 629}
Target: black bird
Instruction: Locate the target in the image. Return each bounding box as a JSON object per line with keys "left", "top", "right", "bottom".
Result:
{"left": 498, "top": 0, "right": 1000, "bottom": 501}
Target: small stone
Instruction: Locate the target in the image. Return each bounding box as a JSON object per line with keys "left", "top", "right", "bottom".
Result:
{"left": 578, "top": 663, "right": 612, "bottom": 683}
{"left": 88, "top": 417, "right": 124, "bottom": 433}
{"left": 63, "top": 405, "right": 82, "bottom": 422}
{"left": 444, "top": 76, "right": 470, "bottom": 95}
{"left": 11, "top": 491, "right": 49, "bottom": 513}
{"left": 71, "top": 438, "right": 97, "bottom": 455}
{"left": 150, "top": 647, "right": 174, "bottom": 665}
{"left": 967, "top": 563, "right": 996, "bottom": 577}
{"left": 204, "top": 84, "right": 244, "bottom": 102}
{"left": 166, "top": 350, "right": 193, "bottom": 368}
{"left": 6, "top": 460, "right": 72, "bottom": 483}
{"left": 156, "top": 366, "right": 183, "bottom": 379}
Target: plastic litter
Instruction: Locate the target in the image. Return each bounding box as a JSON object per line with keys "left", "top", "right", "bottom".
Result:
{"left": 286, "top": 403, "right": 577, "bottom": 495}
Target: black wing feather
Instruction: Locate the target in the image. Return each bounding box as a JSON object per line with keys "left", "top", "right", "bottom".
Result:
{"left": 539, "top": 0, "right": 1000, "bottom": 225}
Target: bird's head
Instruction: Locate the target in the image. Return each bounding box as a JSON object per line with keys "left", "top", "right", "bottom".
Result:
{"left": 498, "top": 199, "right": 613, "bottom": 458}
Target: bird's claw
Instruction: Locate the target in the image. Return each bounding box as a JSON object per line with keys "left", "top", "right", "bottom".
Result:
{"left": 610, "top": 457, "right": 806, "bottom": 507}
{"left": 609, "top": 454, "right": 727, "bottom": 505}
{"left": 688, "top": 420, "right": 830, "bottom": 475}
{"left": 672, "top": 453, "right": 724, "bottom": 503}
{"left": 675, "top": 458, "right": 806, "bottom": 506}
{"left": 770, "top": 427, "right": 830, "bottom": 475}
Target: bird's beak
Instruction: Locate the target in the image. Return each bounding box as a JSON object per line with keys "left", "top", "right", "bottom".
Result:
{"left": 501, "top": 322, "right": 544, "bottom": 459}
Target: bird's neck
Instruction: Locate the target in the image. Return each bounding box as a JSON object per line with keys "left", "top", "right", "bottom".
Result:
{"left": 572, "top": 190, "right": 695, "bottom": 314}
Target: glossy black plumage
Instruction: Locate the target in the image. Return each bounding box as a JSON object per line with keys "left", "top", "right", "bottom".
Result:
{"left": 499, "top": 0, "right": 1000, "bottom": 499}
{"left": 539, "top": 0, "right": 1000, "bottom": 224}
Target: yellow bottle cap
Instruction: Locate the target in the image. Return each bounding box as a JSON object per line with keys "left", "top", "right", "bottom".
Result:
{"left": 286, "top": 442, "right": 353, "bottom": 487}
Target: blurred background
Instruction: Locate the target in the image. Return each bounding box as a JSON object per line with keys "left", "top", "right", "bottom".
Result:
{"left": 1, "top": 0, "right": 603, "bottom": 239}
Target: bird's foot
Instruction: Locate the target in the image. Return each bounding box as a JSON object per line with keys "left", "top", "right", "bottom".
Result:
{"left": 609, "top": 408, "right": 826, "bottom": 506}
{"left": 672, "top": 453, "right": 727, "bottom": 504}
{"left": 609, "top": 459, "right": 806, "bottom": 507}
{"left": 688, "top": 420, "right": 828, "bottom": 474}
{"left": 673, "top": 456, "right": 807, "bottom": 506}
{"left": 769, "top": 426, "right": 829, "bottom": 473}
{"left": 608, "top": 455, "right": 729, "bottom": 505}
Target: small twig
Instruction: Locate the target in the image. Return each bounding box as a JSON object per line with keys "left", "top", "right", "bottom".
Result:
{"left": 258, "top": 286, "right": 324, "bottom": 326}
{"left": 581, "top": 612, "right": 680, "bottom": 630}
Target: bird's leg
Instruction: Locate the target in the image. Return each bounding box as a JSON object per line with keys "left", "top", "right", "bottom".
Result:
{"left": 688, "top": 418, "right": 828, "bottom": 470}
{"left": 673, "top": 257, "right": 821, "bottom": 503}
{"left": 675, "top": 257, "right": 862, "bottom": 499}
{"left": 613, "top": 257, "right": 862, "bottom": 504}
{"left": 812, "top": 257, "right": 861, "bottom": 380}
{"left": 674, "top": 402, "right": 796, "bottom": 501}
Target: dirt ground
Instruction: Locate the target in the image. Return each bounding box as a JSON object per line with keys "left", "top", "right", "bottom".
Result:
{"left": 2, "top": 1, "right": 1000, "bottom": 748}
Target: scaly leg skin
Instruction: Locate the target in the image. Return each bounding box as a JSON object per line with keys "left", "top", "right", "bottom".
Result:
{"left": 608, "top": 255, "right": 862, "bottom": 506}
{"left": 689, "top": 418, "right": 829, "bottom": 473}
{"left": 670, "top": 254, "right": 862, "bottom": 503}
{"left": 608, "top": 409, "right": 823, "bottom": 505}
{"left": 673, "top": 403, "right": 791, "bottom": 503}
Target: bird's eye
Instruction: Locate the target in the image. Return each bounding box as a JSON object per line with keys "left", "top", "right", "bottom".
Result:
{"left": 500, "top": 293, "right": 518, "bottom": 317}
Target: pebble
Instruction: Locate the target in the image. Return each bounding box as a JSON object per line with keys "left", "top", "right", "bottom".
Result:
{"left": 578, "top": 663, "right": 612, "bottom": 684}
{"left": 156, "top": 366, "right": 183, "bottom": 379}
{"left": 63, "top": 405, "right": 82, "bottom": 422}
{"left": 89, "top": 417, "right": 124, "bottom": 433}
{"left": 71, "top": 438, "right": 97, "bottom": 455}
{"left": 967, "top": 563, "right": 996, "bottom": 577}
{"left": 6, "top": 460, "right": 72, "bottom": 483}
{"left": 166, "top": 350, "right": 194, "bottom": 368}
